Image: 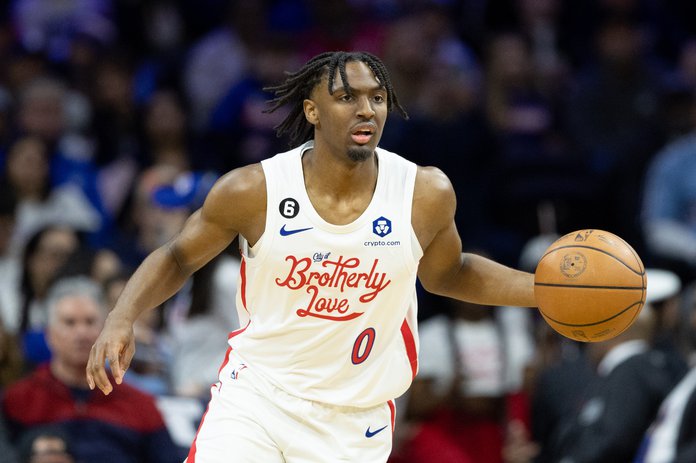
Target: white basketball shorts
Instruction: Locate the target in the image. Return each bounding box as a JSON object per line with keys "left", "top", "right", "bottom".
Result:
{"left": 185, "top": 349, "right": 396, "bottom": 462}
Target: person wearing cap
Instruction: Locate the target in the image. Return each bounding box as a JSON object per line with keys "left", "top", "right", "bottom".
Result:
{"left": 503, "top": 268, "right": 686, "bottom": 463}
{"left": 150, "top": 171, "right": 243, "bottom": 399}
{"left": 536, "top": 301, "right": 682, "bottom": 463}
{"left": 635, "top": 276, "right": 696, "bottom": 463}
{"left": 645, "top": 269, "right": 689, "bottom": 386}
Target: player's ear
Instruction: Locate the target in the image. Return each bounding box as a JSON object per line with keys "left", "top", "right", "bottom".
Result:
{"left": 303, "top": 99, "right": 318, "bottom": 125}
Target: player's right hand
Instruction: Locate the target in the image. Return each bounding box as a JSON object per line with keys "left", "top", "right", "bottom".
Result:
{"left": 86, "top": 313, "right": 136, "bottom": 395}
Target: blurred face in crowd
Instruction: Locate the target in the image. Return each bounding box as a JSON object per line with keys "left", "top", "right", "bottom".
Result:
{"left": 28, "top": 228, "right": 79, "bottom": 298}
{"left": 18, "top": 79, "right": 66, "bottom": 142}
{"left": 597, "top": 20, "right": 642, "bottom": 68}
{"left": 29, "top": 435, "right": 75, "bottom": 463}
{"left": 6, "top": 136, "right": 49, "bottom": 199}
{"left": 145, "top": 90, "right": 186, "bottom": 144}
{"left": 47, "top": 294, "right": 105, "bottom": 370}
{"left": 488, "top": 34, "right": 532, "bottom": 86}
{"left": 95, "top": 60, "right": 132, "bottom": 111}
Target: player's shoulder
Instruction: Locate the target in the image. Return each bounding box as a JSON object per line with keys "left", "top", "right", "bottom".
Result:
{"left": 204, "top": 164, "right": 266, "bottom": 211}
{"left": 198, "top": 163, "right": 267, "bottom": 237}
{"left": 411, "top": 165, "right": 456, "bottom": 233}
{"left": 213, "top": 163, "right": 266, "bottom": 197}
{"left": 415, "top": 165, "right": 452, "bottom": 190}
{"left": 414, "top": 165, "right": 455, "bottom": 207}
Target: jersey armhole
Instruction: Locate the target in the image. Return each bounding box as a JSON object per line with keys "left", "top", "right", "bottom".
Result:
{"left": 404, "top": 162, "right": 423, "bottom": 270}
{"left": 241, "top": 160, "right": 275, "bottom": 265}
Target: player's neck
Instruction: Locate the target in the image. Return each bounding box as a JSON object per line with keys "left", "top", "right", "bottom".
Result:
{"left": 302, "top": 146, "right": 378, "bottom": 196}
{"left": 302, "top": 147, "right": 378, "bottom": 224}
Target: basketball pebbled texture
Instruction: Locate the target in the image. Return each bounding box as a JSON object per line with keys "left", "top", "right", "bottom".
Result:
{"left": 534, "top": 229, "right": 647, "bottom": 342}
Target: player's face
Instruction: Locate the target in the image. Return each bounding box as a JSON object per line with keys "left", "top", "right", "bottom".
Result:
{"left": 47, "top": 295, "right": 105, "bottom": 369}
{"left": 306, "top": 61, "right": 388, "bottom": 162}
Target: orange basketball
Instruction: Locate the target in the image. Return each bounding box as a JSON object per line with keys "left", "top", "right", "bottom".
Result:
{"left": 534, "top": 229, "right": 646, "bottom": 342}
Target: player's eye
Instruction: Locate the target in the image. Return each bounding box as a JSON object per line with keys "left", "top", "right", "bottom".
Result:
{"left": 373, "top": 94, "right": 385, "bottom": 103}
{"left": 340, "top": 94, "right": 353, "bottom": 102}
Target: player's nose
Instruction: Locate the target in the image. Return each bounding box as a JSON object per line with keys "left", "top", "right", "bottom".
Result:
{"left": 356, "top": 96, "right": 375, "bottom": 119}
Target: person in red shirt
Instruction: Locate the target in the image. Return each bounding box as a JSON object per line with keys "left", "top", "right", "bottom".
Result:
{"left": 2, "top": 276, "right": 180, "bottom": 463}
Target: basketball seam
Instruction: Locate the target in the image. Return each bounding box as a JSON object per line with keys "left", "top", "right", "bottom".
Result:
{"left": 540, "top": 245, "right": 645, "bottom": 275}
{"left": 539, "top": 301, "right": 644, "bottom": 327}
{"left": 534, "top": 283, "right": 645, "bottom": 290}
{"left": 615, "top": 234, "right": 646, "bottom": 273}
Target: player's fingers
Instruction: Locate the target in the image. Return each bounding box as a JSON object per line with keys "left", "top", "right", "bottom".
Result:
{"left": 120, "top": 337, "right": 136, "bottom": 376}
{"left": 106, "top": 343, "right": 125, "bottom": 386}
{"left": 87, "top": 342, "right": 113, "bottom": 395}
{"left": 113, "top": 338, "right": 136, "bottom": 385}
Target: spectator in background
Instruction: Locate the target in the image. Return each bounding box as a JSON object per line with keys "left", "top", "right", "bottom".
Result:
{"left": 0, "top": 415, "right": 18, "bottom": 463}
{"left": 17, "top": 425, "right": 75, "bottom": 463}
{"left": 12, "top": 76, "right": 109, "bottom": 248}
{"left": 89, "top": 53, "right": 139, "bottom": 167}
{"left": 642, "top": 91, "right": 696, "bottom": 281}
{"left": 0, "top": 310, "right": 23, "bottom": 463}
{"left": 483, "top": 31, "right": 584, "bottom": 261}
{"left": 380, "top": 6, "right": 498, "bottom": 267}
{"left": 0, "top": 182, "right": 20, "bottom": 334}
{"left": 510, "top": 302, "right": 681, "bottom": 462}
{"left": 394, "top": 295, "right": 535, "bottom": 463}
{"left": 296, "top": 0, "right": 386, "bottom": 61}
{"left": 16, "top": 225, "right": 81, "bottom": 366}
{"left": 2, "top": 276, "right": 179, "bottom": 463}
{"left": 11, "top": 0, "right": 116, "bottom": 65}
{"left": 140, "top": 88, "right": 191, "bottom": 172}
{"left": 636, "top": 280, "right": 696, "bottom": 462}
{"left": 674, "top": 39, "right": 696, "bottom": 90}
{"left": 1, "top": 136, "right": 100, "bottom": 256}
{"left": 515, "top": 0, "right": 569, "bottom": 93}
{"left": 182, "top": 1, "right": 261, "bottom": 130}
{"left": 0, "top": 312, "right": 24, "bottom": 389}
{"left": 150, "top": 171, "right": 240, "bottom": 399}
{"left": 205, "top": 36, "right": 298, "bottom": 172}
{"left": 645, "top": 268, "right": 689, "bottom": 385}
{"left": 113, "top": 163, "right": 180, "bottom": 267}
{"left": 565, "top": 14, "right": 668, "bottom": 250}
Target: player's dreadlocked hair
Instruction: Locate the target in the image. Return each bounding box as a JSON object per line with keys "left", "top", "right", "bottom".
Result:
{"left": 264, "top": 51, "right": 408, "bottom": 146}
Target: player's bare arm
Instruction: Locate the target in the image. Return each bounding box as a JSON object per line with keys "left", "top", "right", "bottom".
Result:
{"left": 414, "top": 166, "right": 536, "bottom": 308}
{"left": 86, "top": 164, "right": 267, "bottom": 395}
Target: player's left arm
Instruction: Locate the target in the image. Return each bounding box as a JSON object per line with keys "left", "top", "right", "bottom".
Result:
{"left": 414, "top": 166, "right": 536, "bottom": 308}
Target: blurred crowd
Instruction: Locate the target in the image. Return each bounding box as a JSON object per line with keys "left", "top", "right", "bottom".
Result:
{"left": 0, "top": 0, "right": 695, "bottom": 461}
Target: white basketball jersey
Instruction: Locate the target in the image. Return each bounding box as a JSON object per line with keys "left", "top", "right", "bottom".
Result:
{"left": 230, "top": 141, "right": 423, "bottom": 408}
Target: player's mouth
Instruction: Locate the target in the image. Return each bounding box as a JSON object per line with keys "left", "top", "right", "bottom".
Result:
{"left": 350, "top": 124, "right": 377, "bottom": 145}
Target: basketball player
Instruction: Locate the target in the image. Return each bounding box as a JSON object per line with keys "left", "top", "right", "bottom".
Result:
{"left": 86, "top": 51, "right": 537, "bottom": 462}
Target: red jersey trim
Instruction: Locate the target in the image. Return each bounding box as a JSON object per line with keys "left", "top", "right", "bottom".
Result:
{"left": 400, "top": 319, "right": 418, "bottom": 379}
{"left": 388, "top": 399, "right": 396, "bottom": 432}
{"left": 240, "top": 257, "right": 249, "bottom": 313}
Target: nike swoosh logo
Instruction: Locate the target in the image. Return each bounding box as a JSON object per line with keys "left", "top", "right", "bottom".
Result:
{"left": 279, "top": 225, "right": 313, "bottom": 236}
{"left": 365, "top": 425, "right": 388, "bottom": 438}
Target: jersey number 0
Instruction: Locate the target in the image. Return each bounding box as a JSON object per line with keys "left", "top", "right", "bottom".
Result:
{"left": 351, "top": 328, "right": 376, "bottom": 365}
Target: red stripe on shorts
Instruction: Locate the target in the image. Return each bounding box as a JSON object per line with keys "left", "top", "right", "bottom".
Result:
{"left": 388, "top": 399, "right": 396, "bottom": 432}
{"left": 400, "top": 319, "right": 418, "bottom": 379}
{"left": 186, "top": 389, "right": 215, "bottom": 463}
